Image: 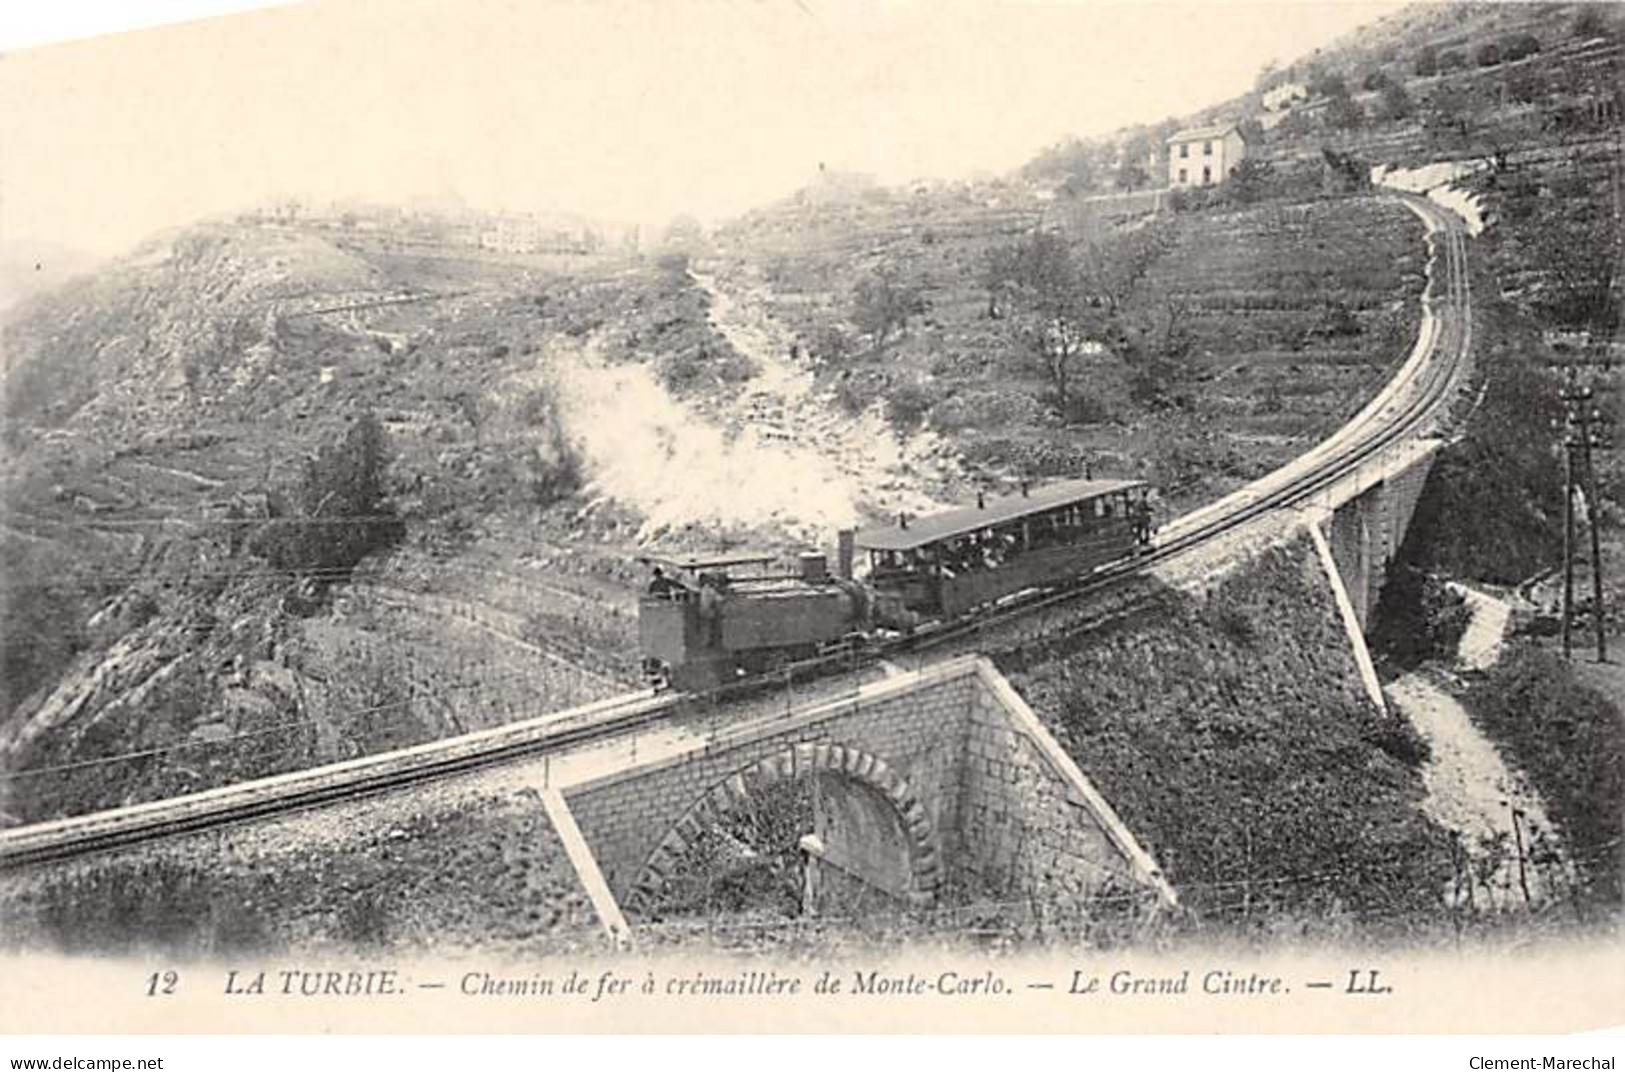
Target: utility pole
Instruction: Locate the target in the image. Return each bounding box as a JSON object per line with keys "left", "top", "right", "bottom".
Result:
{"left": 1560, "top": 369, "right": 1614, "bottom": 662}
{"left": 1561, "top": 370, "right": 1580, "bottom": 661}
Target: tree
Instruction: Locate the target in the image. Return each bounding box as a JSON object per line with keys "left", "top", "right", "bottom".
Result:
{"left": 1414, "top": 45, "right": 1439, "bottom": 77}
{"left": 1074, "top": 220, "right": 1168, "bottom": 317}
{"left": 1115, "top": 160, "right": 1151, "bottom": 192}
{"left": 1379, "top": 78, "right": 1414, "bottom": 121}
{"left": 851, "top": 266, "right": 925, "bottom": 358}
{"left": 1121, "top": 296, "right": 1196, "bottom": 410}
{"left": 1573, "top": 6, "right": 1607, "bottom": 39}
{"left": 1501, "top": 32, "right": 1541, "bottom": 62}
{"left": 1309, "top": 69, "right": 1349, "bottom": 100}
{"left": 659, "top": 214, "right": 707, "bottom": 258}
{"left": 1475, "top": 41, "right": 1503, "bottom": 68}
{"left": 1425, "top": 80, "right": 1477, "bottom": 143}
{"left": 1326, "top": 93, "right": 1366, "bottom": 130}
{"left": 1226, "top": 158, "right": 1276, "bottom": 204}
{"left": 987, "top": 230, "right": 1109, "bottom": 418}
{"left": 1021, "top": 137, "right": 1099, "bottom": 196}
{"left": 251, "top": 413, "right": 403, "bottom": 579}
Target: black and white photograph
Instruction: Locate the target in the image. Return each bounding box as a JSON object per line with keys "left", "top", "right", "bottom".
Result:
{"left": 0, "top": 0, "right": 1620, "bottom": 1051}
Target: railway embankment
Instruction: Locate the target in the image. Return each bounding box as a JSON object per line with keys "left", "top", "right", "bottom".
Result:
{"left": 0, "top": 771, "right": 601, "bottom": 956}
{"left": 1365, "top": 239, "right": 1622, "bottom": 924}
{"left": 994, "top": 534, "right": 1456, "bottom": 941}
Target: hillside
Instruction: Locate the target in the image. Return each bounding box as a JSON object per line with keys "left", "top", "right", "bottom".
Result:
{"left": 0, "top": 222, "right": 768, "bottom": 822}
{"left": 708, "top": 184, "right": 1424, "bottom": 514}
{"left": 0, "top": 203, "right": 1045, "bottom": 823}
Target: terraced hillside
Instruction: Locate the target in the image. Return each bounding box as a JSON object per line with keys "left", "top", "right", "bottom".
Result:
{"left": 708, "top": 188, "right": 1424, "bottom": 512}
{"left": 0, "top": 222, "right": 755, "bottom": 824}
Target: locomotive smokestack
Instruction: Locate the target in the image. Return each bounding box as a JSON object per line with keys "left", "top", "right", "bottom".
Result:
{"left": 836, "top": 529, "right": 855, "bottom": 580}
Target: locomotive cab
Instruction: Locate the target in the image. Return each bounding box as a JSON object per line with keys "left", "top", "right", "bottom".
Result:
{"left": 636, "top": 550, "right": 865, "bottom": 692}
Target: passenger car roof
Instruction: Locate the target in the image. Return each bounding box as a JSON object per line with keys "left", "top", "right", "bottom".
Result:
{"left": 854, "top": 477, "right": 1145, "bottom": 552}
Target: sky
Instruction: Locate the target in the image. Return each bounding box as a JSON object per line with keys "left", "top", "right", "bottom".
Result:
{"left": 0, "top": 0, "right": 1409, "bottom": 259}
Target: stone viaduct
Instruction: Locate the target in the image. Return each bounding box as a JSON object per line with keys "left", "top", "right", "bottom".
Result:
{"left": 0, "top": 195, "right": 1469, "bottom": 953}
{"left": 545, "top": 657, "right": 1179, "bottom": 941}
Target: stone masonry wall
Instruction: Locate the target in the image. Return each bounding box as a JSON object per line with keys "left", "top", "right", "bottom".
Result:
{"left": 562, "top": 658, "right": 1169, "bottom": 918}
{"left": 953, "top": 680, "right": 1145, "bottom": 906}
{"left": 1327, "top": 447, "right": 1438, "bottom": 632}
{"left": 562, "top": 670, "right": 978, "bottom": 903}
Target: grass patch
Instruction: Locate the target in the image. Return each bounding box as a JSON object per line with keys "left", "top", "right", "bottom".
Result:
{"left": 996, "top": 539, "right": 1455, "bottom": 935}
{"left": 1460, "top": 644, "right": 1624, "bottom": 908}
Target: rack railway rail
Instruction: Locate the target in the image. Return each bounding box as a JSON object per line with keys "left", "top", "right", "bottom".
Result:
{"left": 0, "top": 195, "right": 1473, "bottom": 869}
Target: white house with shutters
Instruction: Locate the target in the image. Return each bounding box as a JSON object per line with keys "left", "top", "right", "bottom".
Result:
{"left": 1166, "top": 124, "right": 1248, "bottom": 188}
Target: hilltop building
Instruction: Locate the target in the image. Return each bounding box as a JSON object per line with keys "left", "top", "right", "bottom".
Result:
{"left": 1166, "top": 124, "right": 1248, "bottom": 188}
{"left": 1263, "top": 81, "right": 1310, "bottom": 112}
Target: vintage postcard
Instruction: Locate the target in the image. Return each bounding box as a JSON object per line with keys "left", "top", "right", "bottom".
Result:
{"left": 0, "top": 0, "right": 1621, "bottom": 1047}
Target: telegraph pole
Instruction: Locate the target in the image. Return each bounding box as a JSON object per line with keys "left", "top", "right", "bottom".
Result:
{"left": 1584, "top": 414, "right": 1607, "bottom": 662}
{"left": 1560, "top": 369, "right": 1613, "bottom": 662}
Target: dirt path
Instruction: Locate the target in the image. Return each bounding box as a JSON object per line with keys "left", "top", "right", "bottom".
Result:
{"left": 688, "top": 268, "right": 965, "bottom": 521}
{"left": 545, "top": 269, "right": 967, "bottom": 551}
{"left": 1388, "top": 674, "right": 1566, "bottom": 908}
{"left": 1388, "top": 587, "right": 1572, "bottom": 908}
{"left": 1449, "top": 582, "right": 1512, "bottom": 672}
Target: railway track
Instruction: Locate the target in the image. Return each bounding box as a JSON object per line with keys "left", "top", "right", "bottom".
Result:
{"left": 0, "top": 195, "right": 1474, "bottom": 869}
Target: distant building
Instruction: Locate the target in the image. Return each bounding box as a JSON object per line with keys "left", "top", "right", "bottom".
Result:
{"left": 476, "top": 210, "right": 613, "bottom": 255}
{"left": 1166, "top": 124, "right": 1248, "bottom": 188}
{"left": 1263, "top": 81, "right": 1310, "bottom": 112}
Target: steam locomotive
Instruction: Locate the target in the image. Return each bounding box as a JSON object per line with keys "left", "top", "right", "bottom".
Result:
{"left": 638, "top": 476, "right": 1153, "bottom": 691}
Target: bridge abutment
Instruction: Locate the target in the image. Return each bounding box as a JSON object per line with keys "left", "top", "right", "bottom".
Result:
{"left": 551, "top": 657, "right": 1175, "bottom": 934}
{"left": 1321, "top": 441, "right": 1440, "bottom": 634}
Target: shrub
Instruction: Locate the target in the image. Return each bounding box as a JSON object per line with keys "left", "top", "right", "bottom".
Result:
{"left": 1327, "top": 93, "right": 1366, "bottom": 130}
{"left": 1057, "top": 389, "right": 1113, "bottom": 426}
{"left": 1306, "top": 300, "right": 1363, "bottom": 341}
{"left": 1500, "top": 32, "right": 1541, "bottom": 62}
{"left": 1505, "top": 68, "right": 1544, "bottom": 104}
{"left": 1475, "top": 41, "right": 1503, "bottom": 67}
{"left": 807, "top": 323, "right": 855, "bottom": 367}
{"left": 1462, "top": 648, "right": 1624, "bottom": 903}
{"left": 1370, "top": 563, "right": 1471, "bottom": 670}
{"left": 832, "top": 369, "right": 889, "bottom": 416}
{"left": 1379, "top": 79, "right": 1414, "bottom": 121}
{"left": 1225, "top": 158, "right": 1276, "bottom": 205}
{"left": 885, "top": 378, "right": 939, "bottom": 432}
{"left": 1573, "top": 6, "right": 1606, "bottom": 38}
{"left": 1366, "top": 721, "right": 1433, "bottom": 768}
{"left": 654, "top": 251, "right": 690, "bottom": 276}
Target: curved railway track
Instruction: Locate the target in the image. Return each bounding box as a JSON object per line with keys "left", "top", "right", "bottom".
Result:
{"left": 0, "top": 195, "right": 1474, "bottom": 869}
